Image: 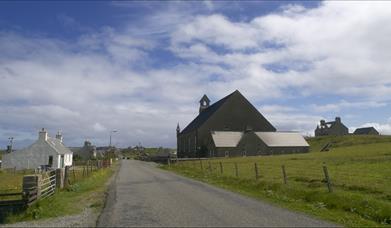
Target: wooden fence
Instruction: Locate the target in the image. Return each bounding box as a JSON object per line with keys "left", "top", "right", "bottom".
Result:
{"left": 0, "top": 159, "right": 112, "bottom": 218}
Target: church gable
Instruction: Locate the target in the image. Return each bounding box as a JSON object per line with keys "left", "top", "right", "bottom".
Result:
{"left": 200, "top": 90, "right": 276, "bottom": 133}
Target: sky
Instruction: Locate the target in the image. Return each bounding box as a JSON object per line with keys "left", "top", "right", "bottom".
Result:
{"left": 1, "top": 1, "right": 391, "bottom": 149}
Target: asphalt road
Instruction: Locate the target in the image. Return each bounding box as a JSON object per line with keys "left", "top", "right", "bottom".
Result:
{"left": 97, "top": 160, "right": 335, "bottom": 227}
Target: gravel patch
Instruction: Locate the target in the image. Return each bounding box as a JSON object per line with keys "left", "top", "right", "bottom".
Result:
{"left": 1, "top": 207, "right": 98, "bottom": 227}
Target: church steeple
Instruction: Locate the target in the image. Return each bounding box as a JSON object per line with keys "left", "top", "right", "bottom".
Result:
{"left": 199, "top": 94, "right": 210, "bottom": 113}
{"left": 176, "top": 123, "right": 181, "bottom": 136}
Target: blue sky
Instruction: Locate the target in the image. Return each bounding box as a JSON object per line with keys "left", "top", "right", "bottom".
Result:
{"left": 1, "top": 1, "right": 391, "bottom": 148}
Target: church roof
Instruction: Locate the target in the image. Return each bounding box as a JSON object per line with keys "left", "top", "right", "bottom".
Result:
{"left": 211, "top": 131, "right": 243, "bottom": 147}
{"left": 255, "top": 132, "right": 309, "bottom": 147}
{"left": 180, "top": 91, "right": 237, "bottom": 134}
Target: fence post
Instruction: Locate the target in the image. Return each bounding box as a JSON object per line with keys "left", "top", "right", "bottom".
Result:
{"left": 219, "top": 162, "right": 223, "bottom": 174}
{"left": 254, "top": 163, "right": 259, "bottom": 180}
{"left": 234, "top": 163, "right": 239, "bottom": 177}
{"left": 64, "top": 166, "right": 70, "bottom": 188}
{"left": 55, "top": 168, "right": 65, "bottom": 189}
{"left": 22, "top": 174, "right": 41, "bottom": 198}
{"left": 200, "top": 159, "right": 203, "bottom": 171}
{"left": 322, "top": 163, "right": 333, "bottom": 192}
{"left": 167, "top": 158, "right": 171, "bottom": 167}
{"left": 73, "top": 168, "right": 76, "bottom": 182}
{"left": 208, "top": 161, "right": 212, "bottom": 172}
{"left": 82, "top": 166, "right": 86, "bottom": 177}
{"left": 281, "top": 165, "right": 287, "bottom": 184}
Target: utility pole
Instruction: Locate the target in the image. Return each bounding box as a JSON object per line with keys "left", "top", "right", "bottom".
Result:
{"left": 7, "top": 137, "right": 13, "bottom": 153}
{"left": 109, "top": 130, "right": 117, "bottom": 148}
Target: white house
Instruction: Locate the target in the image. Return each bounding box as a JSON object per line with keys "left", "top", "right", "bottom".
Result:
{"left": 2, "top": 128, "right": 73, "bottom": 170}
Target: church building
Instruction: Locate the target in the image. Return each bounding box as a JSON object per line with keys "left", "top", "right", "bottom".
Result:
{"left": 176, "top": 90, "right": 309, "bottom": 158}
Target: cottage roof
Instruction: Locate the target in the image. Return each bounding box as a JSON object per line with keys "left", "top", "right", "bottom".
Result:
{"left": 47, "top": 137, "right": 73, "bottom": 155}
{"left": 255, "top": 132, "right": 309, "bottom": 147}
{"left": 354, "top": 127, "right": 378, "bottom": 135}
{"left": 211, "top": 131, "right": 243, "bottom": 147}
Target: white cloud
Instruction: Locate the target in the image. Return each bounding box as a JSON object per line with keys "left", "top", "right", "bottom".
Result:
{"left": 170, "top": 2, "right": 391, "bottom": 100}
{"left": 2, "top": 2, "right": 391, "bottom": 148}
{"left": 311, "top": 100, "right": 387, "bottom": 113}
{"left": 260, "top": 105, "right": 322, "bottom": 137}
{"left": 93, "top": 123, "right": 106, "bottom": 132}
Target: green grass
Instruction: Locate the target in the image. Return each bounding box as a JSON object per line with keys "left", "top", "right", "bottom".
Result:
{"left": 4, "top": 164, "right": 116, "bottom": 224}
{"left": 162, "top": 135, "right": 391, "bottom": 227}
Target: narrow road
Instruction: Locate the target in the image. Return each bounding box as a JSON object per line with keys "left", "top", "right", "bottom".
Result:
{"left": 98, "top": 160, "right": 334, "bottom": 227}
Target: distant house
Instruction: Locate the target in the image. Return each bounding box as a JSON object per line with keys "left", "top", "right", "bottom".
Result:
{"left": 315, "top": 117, "right": 349, "bottom": 136}
{"left": 177, "top": 90, "right": 309, "bottom": 157}
{"left": 354, "top": 127, "right": 379, "bottom": 135}
{"left": 71, "top": 141, "right": 97, "bottom": 160}
{"left": 1, "top": 128, "right": 73, "bottom": 170}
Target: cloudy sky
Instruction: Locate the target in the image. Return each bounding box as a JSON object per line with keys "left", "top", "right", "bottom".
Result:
{"left": 1, "top": 1, "right": 391, "bottom": 149}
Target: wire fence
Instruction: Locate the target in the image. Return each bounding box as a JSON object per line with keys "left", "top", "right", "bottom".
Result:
{"left": 172, "top": 159, "right": 391, "bottom": 197}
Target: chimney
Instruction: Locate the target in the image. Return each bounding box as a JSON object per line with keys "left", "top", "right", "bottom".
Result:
{"left": 335, "top": 117, "right": 341, "bottom": 123}
{"left": 39, "top": 128, "right": 48, "bottom": 141}
{"left": 56, "top": 131, "right": 63, "bottom": 143}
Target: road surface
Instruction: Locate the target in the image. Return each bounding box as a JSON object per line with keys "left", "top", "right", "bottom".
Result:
{"left": 98, "top": 160, "right": 335, "bottom": 227}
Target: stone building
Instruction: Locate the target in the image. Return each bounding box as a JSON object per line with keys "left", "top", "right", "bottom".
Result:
{"left": 71, "top": 140, "right": 97, "bottom": 160}
{"left": 177, "top": 90, "right": 309, "bottom": 158}
{"left": 2, "top": 128, "right": 73, "bottom": 170}
{"left": 315, "top": 117, "right": 349, "bottom": 136}
{"left": 354, "top": 127, "right": 379, "bottom": 135}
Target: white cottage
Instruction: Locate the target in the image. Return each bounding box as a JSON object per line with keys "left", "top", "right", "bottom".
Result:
{"left": 2, "top": 128, "right": 73, "bottom": 170}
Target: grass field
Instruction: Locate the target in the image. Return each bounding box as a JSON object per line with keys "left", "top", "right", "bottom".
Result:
{"left": 0, "top": 169, "right": 36, "bottom": 197}
{"left": 163, "top": 135, "right": 391, "bottom": 227}
{"left": 4, "top": 162, "right": 117, "bottom": 224}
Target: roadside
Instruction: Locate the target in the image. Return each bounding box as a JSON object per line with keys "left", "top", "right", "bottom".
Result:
{"left": 162, "top": 162, "right": 384, "bottom": 227}
{"left": 98, "top": 160, "right": 334, "bottom": 227}
{"left": 1, "top": 162, "right": 119, "bottom": 227}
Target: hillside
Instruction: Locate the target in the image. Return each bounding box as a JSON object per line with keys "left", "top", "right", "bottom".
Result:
{"left": 166, "top": 135, "right": 391, "bottom": 226}
{"left": 307, "top": 134, "right": 391, "bottom": 152}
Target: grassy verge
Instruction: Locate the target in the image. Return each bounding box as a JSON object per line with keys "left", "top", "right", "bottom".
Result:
{"left": 162, "top": 136, "right": 391, "bottom": 227}
{"left": 163, "top": 165, "right": 390, "bottom": 227}
{"left": 4, "top": 163, "right": 117, "bottom": 224}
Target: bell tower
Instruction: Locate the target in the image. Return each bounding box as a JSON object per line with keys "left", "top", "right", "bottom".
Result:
{"left": 199, "top": 94, "right": 210, "bottom": 113}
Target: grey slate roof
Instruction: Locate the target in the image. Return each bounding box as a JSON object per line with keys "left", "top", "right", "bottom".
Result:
{"left": 354, "top": 127, "right": 378, "bottom": 135}
{"left": 211, "top": 131, "right": 243, "bottom": 147}
{"left": 180, "top": 91, "right": 236, "bottom": 134}
{"left": 47, "top": 137, "right": 73, "bottom": 155}
{"left": 255, "top": 132, "right": 309, "bottom": 147}
{"left": 180, "top": 90, "right": 276, "bottom": 134}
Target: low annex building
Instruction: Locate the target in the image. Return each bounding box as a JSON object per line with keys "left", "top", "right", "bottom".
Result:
{"left": 315, "top": 117, "right": 349, "bottom": 136}
{"left": 2, "top": 128, "right": 73, "bottom": 170}
{"left": 353, "top": 127, "right": 379, "bottom": 135}
{"left": 176, "top": 90, "right": 309, "bottom": 158}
